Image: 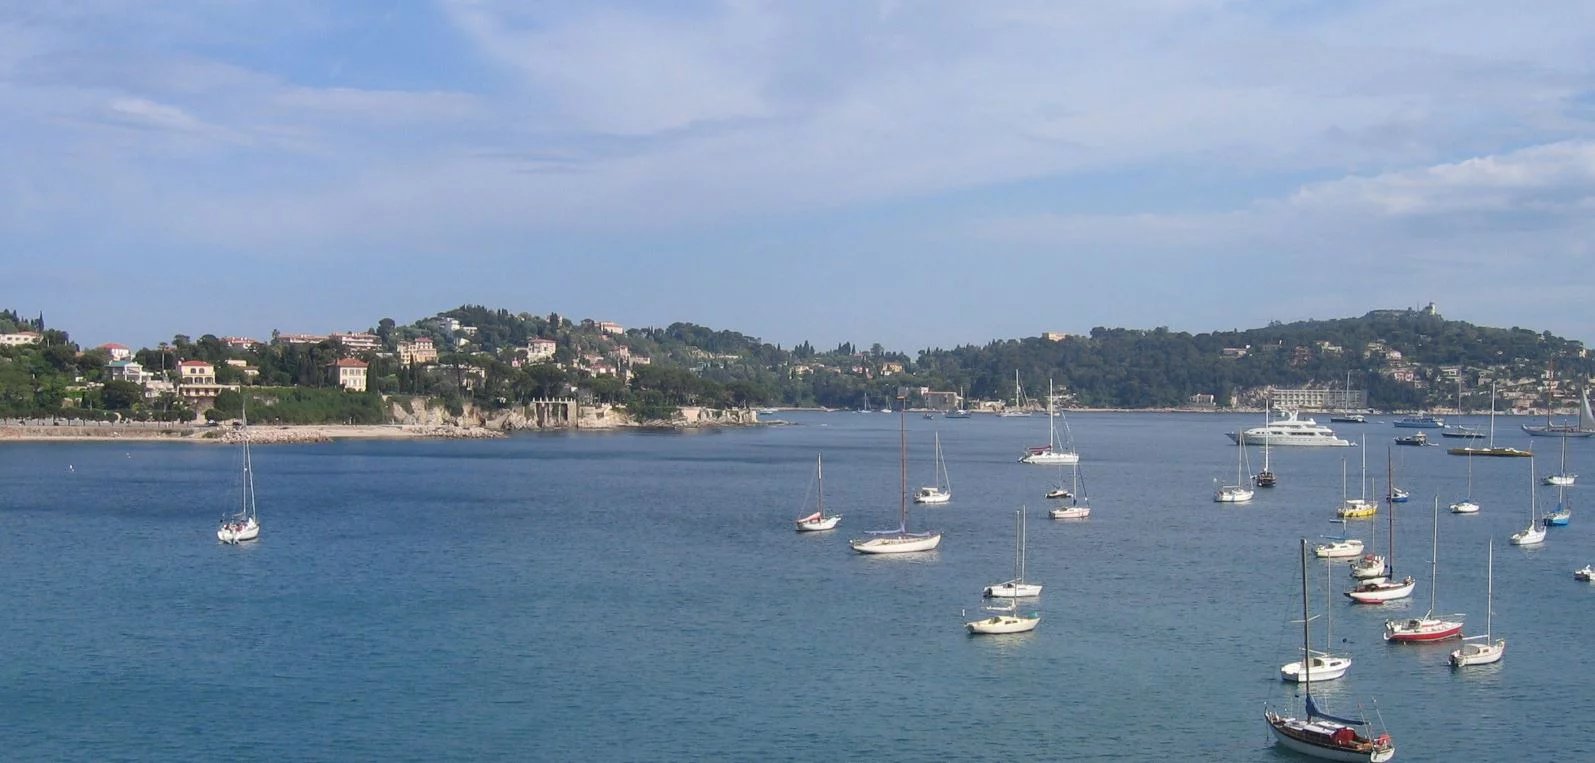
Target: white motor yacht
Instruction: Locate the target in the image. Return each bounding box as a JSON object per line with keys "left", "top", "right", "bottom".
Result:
{"left": 1227, "top": 410, "right": 1352, "bottom": 447}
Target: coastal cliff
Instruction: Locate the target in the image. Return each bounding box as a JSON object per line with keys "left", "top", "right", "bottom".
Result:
{"left": 386, "top": 399, "right": 759, "bottom": 431}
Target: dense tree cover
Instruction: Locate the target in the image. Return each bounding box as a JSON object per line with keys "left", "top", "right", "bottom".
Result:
{"left": 207, "top": 388, "right": 387, "bottom": 424}
{"left": 3, "top": 306, "right": 1591, "bottom": 421}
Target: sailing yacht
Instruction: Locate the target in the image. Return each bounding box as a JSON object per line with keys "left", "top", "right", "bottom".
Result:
{"left": 1336, "top": 438, "right": 1377, "bottom": 519}
{"left": 1214, "top": 422, "right": 1254, "bottom": 503}
{"left": 997, "top": 371, "right": 1032, "bottom": 417}
{"left": 984, "top": 508, "right": 1042, "bottom": 597}
{"left": 1018, "top": 379, "right": 1078, "bottom": 464}
{"left": 1255, "top": 403, "right": 1278, "bottom": 488}
{"left": 913, "top": 432, "right": 952, "bottom": 504}
{"left": 794, "top": 454, "right": 842, "bottom": 532}
{"left": 1509, "top": 459, "right": 1547, "bottom": 546}
{"left": 1448, "top": 382, "right": 1531, "bottom": 457}
{"left": 1542, "top": 481, "right": 1571, "bottom": 527}
{"left": 1314, "top": 521, "right": 1364, "bottom": 559}
{"left": 850, "top": 397, "right": 942, "bottom": 554}
{"left": 217, "top": 401, "right": 261, "bottom": 545}
{"left": 1543, "top": 435, "right": 1576, "bottom": 486}
{"left": 1266, "top": 539, "right": 1396, "bottom": 763}
{"left": 1048, "top": 463, "right": 1090, "bottom": 519}
{"left": 1522, "top": 385, "right": 1595, "bottom": 437}
{"left": 1450, "top": 541, "right": 1505, "bottom": 667}
{"left": 1441, "top": 378, "right": 1484, "bottom": 439}
{"left": 1450, "top": 446, "right": 1480, "bottom": 514}
{"left": 1385, "top": 499, "right": 1464, "bottom": 643}
{"left": 1282, "top": 557, "right": 1351, "bottom": 682}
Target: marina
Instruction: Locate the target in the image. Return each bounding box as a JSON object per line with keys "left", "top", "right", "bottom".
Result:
{"left": 1, "top": 409, "right": 1590, "bottom": 760}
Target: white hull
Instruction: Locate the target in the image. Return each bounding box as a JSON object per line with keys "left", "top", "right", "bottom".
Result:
{"left": 795, "top": 514, "right": 841, "bottom": 532}
{"left": 1349, "top": 555, "right": 1387, "bottom": 580}
{"left": 1384, "top": 616, "right": 1464, "bottom": 642}
{"left": 1545, "top": 474, "right": 1576, "bottom": 486}
{"left": 1510, "top": 525, "right": 1546, "bottom": 546}
{"left": 965, "top": 613, "right": 1039, "bottom": 634}
{"left": 217, "top": 517, "right": 259, "bottom": 544}
{"left": 913, "top": 488, "right": 950, "bottom": 504}
{"left": 1346, "top": 577, "right": 1415, "bottom": 603}
{"left": 1266, "top": 714, "right": 1395, "bottom": 763}
{"left": 1214, "top": 486, "right": 1254, "bottom": 503}
{"left": 1045, "top": 488, "right": 1073, "bottom": 500}
{"left": 1229, "top": 410, "right": 1352, "bottom": 447}
{"left": 983, "top": 580, "right": 1043, "bottom": 598}
{"left": 1049, "top": 506, "right": 1090, "bottom": 519}
{"left": 1450, "top": 639, "right": 1506, "bottom": 667}
{"left": 1450, "top": 500, "right": 1480, "bottom": 514}
{"left": 850, "top": 533, "right": 942, "bottom": 554}
{"left": 1019, "top": 450, "right": 1078, "bottom": 465}
{"left": 1280, "top": 653, "right": 1352, "bottom": 682}
{"left": 1315, "top": 540, "right": 1364, "bottom": 559}
{"left": 1577, "top": 565, "right": 1595, "bottom": 581}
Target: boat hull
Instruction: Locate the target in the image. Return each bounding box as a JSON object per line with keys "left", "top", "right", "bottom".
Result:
{"left": 1510, "top": 526, "right": 1546, "bottom": 546}
{"left": 217, "top": 517, "right": 259, "bottom": 544}
{"left": 1449, "top": 500, "right": 1480, "bottom": 514}
{"left": 1346, "top": 577, "right": 1415, "bottom": 603}
{"left": 1315, "top": 540, "right": 1364, "bottom": 559}
{"left": 1214, "top": 486, "right": 1254, "bottom": 503}
{"left": 1229, "top": 432, "right": 1352, "bottom": 447}
{"left": 1019, "top": 450, "right": 1078, "bottom": 465}
{"left": 1280, "top": 655, "right": 1351, "bottom": 682}
{"left": 983, "top": 581, "right": 1042, "bottom": 598}
{"left": 850, "top": 533, "right": 942, "bottom": 554}
{"left": 1450, "top": 639, "right": 1506, "bottom": 667}
{"left": 1265, "top": 713, "right": 1395, "bottom": 763}
{"left": 1544, "top": 474, "right": 1576, "bottom": 486}
{"left": 1447, "top": 447, "right": 1532, "bottom": 457}
{"left": 1385, "top": 618, "right": 1464, "bottom": 642}
{"left": 796, "top": 515, "right": 841, "bottom": 532}
{"left": 1048, "top": 506, "right": 1090, "bottom": 519}
{"left": 1523, "top": 426, "right": 1595, "bottom": 438}
{"left": 913, "top": 489, "right": 950, "bottom": 504}
{"left": 965, "top": 614, "right": 1039, "bottom": 634}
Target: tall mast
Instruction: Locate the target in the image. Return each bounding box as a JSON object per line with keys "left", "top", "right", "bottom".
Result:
{"left": 1485, "top": 540, "right": 1494, "bottom": 639}
{"left": 1299, "top": 538, "right": 1312, "bottom": 697}
{"left": 1428, "top": 497, "right": 1439, "bottom": 616}
{"left": 1386, "top": 447, "right": 1396, "bottom": 575}
{"left": 817, "top": 454, "right": 825, "bottom": 515}
{"left": 899, "top": 392, "right": 907, "bottom": 530}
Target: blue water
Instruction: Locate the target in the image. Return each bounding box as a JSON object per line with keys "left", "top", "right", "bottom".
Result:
{"left": 2, "top": 412, "right": 1591, "bottom": 761}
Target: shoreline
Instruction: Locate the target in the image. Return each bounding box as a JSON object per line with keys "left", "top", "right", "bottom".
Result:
{"left": 0, "top": 423, "right": 506, "bottom": 444}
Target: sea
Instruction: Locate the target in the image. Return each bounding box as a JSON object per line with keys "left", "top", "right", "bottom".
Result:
{"left": 2, "top": 411, "right": 1591, "bottom": 761}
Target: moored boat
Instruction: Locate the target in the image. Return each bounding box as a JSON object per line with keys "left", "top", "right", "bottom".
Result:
{"left": 1229, "top": 409, "right": 1351, "bottom": 447}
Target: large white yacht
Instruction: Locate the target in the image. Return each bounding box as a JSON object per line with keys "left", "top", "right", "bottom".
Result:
{"left": 1227, "top": 409, "right": 1352, "bottom": 447}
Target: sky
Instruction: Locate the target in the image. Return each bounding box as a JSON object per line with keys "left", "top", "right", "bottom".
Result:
{"left": 5, "top": 1, "right": 1595, "bottom": 353}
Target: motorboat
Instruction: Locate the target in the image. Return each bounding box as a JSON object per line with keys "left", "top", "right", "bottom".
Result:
{"left": 1228, "top": 409, "right": 1351, "bottom": 447}
{"left": 1394, "top": 415, "right": 1445, "bottom": 428}
{"left": 1575, "top": 565, "right": 1595, "bottom": 582}
{"left": 1393, "top": 432, "right": 1429, "bottom": 446}
{"left": 1329, "top": 414, "right": 1366, "bottom": 424}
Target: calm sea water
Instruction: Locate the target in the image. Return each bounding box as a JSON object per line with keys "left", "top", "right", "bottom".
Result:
{"left": 2, "top": 412, "right": 1591, "bottom": 761}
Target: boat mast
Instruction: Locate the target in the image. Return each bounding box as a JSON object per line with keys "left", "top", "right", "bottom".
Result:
{"left": 1428, "top": 497, "right": 1439, "bottom": 617}
{"left": 899, "top": 392, "right": 908, "bottom": 532}
{"left": 1485, "top": 540, "right": 1494, "bottom": 640}
{"left": 1386, "top": 447, "right": 1397, "bottom": 576}
{"left": 1299, "top": 538, "right": 1313, "bottom": 700}
{"left": 817, "top": 454, "right": 825, "bottom": 517}
{"left": 241, "top": 395, "right": 255, "bottom": 521}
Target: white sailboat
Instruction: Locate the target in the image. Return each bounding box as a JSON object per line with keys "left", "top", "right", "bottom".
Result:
{"left": 997, "top": 371, "right": 1032, "bottom": 417}
{"left": 1544, "top": 434, "right": 1576, "bottom": 486}
{"left": 1214, "top": 419, "right": 1254, "bottom": 502}
{"left": 984, "top": 507, "right": 1043, "bottom": 597}
{"left": 851, "top": 395, "right": 943, "bottom": 554}
{"left": 1450, "top": 446, "right": 1480, "bottom": 514}
{"left": 1384, "top": 498, "right": 1464, "bottom": 643}
{"left": 1282, "top": 556, "right": 1351, "bottom": 682}
{"left": 1336, "top": 437, "right": 1377, "bottom": 519}
{"left": 217, "top": 400, "right": 261, "bottom": 544}
{"left": 913, "top": 432, "right": 952, "bottom": 504}
{"left": 1049, "top": 463, "right": 1091, "bottom": 519}
{"left": 1019, "top": 379, "right": 1078, "bottom": 464}
{"left": 794, "top": 454, "right": 842, "bottom": 532}
{"left": 1450, "top": 541, "right": 1506, "bottom": 667}
{"left": 1509, "top": 458, "right": 1547, "bottom": 546}
{"left": 1266, "top": 539, "right": 1396, "bottom": 762}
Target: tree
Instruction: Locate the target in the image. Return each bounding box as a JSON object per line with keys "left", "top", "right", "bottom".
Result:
{"left": 101, "top": 380, "right": 145, "bottom": 411}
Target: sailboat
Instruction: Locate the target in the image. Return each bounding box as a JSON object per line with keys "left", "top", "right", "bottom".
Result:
{"left": 945, "top": 385, "right": 972, "bottom": 418}
{"left": 1543, "top": 434, "right": 1576, "bottom": 486}
{"left": 1385, "top": 498, "right": 1464, "bottom": 642}
{"left": 1336, "top": 437, "right": 1377, "bottom": 519}
{"left": 1282, "top": 556, "right": 1351, "bottom": 682}
{"left": 1329, "top": 371, "right": 1368, "bottom": 424}
{"left": 1449, "top": 446, "right": 1480, "bottom": 514}
{"left": 1314, "top": 519, "right": 1364, "bottom": 559}
{"left": 217, "top": 399, "right": 261, "bottom": 544}
{"left": 1448, "top": 382, "right": 1531, "bottom": 457}
{"left": 1441, "top": 377, "right": 1484, "bottom": 439}
{"left": 1019, "top": 379, "right": 1078, "bottom": 464}
{"left": 794, "top": 454, "right": 842, "bottom": 532}
{"left": 1266, "top": 539, "right": 1396, "bottom": 762}
{"left": 1346, "top": 449, "right": 1416, "bottom": 603}
{"left": 1542, "top": 481, "right": 1572, "bottom": 527}
{"left": 984, "top": 507, "right": 1042, "bottom": 597}
{"left": 1256, "top": 402, "right": 1278, "bottom": 488}
{"left": 913, "top": 432, "right": 952, "bottom": 504}
{"left": 997, "top": 371, "right": 1032, "bottom": 417}
{"left": 850, "top": 395, "right": 943, "bottom": 554}
{"left": 1214, "top": 418, "right": 1255, "bottom": 503}
{"left": 1523, "top": 385, "right": 1595, "bottom": 437}
{"left": 1048, "top": 464, "right": 1091, "bottom": 519}
{"left": 1450, "top": 541, "right": 1506, "bottom": 667}
{"left": 1509, "top": 458, "right": 1547, "bottom": 546}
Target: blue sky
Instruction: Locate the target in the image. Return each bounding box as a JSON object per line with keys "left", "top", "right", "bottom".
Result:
{"left": 6, "top": 1, "right": 1595, "bottom": 353}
